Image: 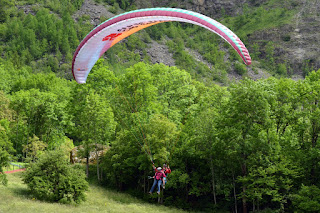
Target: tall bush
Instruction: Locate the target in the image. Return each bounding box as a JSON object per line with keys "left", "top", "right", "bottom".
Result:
{"left": 23, "top": 150, "right": 88, "bottom": 204}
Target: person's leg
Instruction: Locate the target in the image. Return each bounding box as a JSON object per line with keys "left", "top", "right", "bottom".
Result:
{"left": 149, "top": 179, "right": 157, "bottom": 193}
{"left": 162, "top": 177, "right": 166, "bottom": 188}
{"left": 157, "top": 179, "right": 162, "bottom": 194}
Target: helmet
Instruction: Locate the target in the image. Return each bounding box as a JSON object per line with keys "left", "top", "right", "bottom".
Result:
{"left": 157, "top": 167, "right": 162, "bottom": 171}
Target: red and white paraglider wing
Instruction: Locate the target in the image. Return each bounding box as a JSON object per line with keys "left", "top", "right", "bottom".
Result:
{"left": 72, "top": 8, "right": 251, "bottom": 84}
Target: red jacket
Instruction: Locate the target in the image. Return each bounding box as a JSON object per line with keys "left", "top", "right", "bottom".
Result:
{"left": 163, "top": 168, "right": 171, "bottom": 175}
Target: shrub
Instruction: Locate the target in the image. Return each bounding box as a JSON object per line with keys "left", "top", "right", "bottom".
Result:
{"left": 108, "top": 2, "right": 119, "bottom": 14}
{"left": 277, "top": 63, "right": 287, "bottom": 76}
{"left": 0, "top": 173, "right": 8, "bottom": 186}
{"left": 282, "top": 34, "right": 291, "bottom": 42}
{"left": 291, "top": 185, "right": 320, "bottom": 212}
{"left": 0, "top": 147, "right": 9, "bottom": 186}
{"left": 234, "top": 62, "right": 247, "bottom": 75}
{"left": 23, "top": 150, "right": 88, "bottom": 204}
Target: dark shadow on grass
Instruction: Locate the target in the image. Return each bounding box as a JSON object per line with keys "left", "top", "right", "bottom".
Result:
{"left": 12, "top": 187, "right": 33, "bottom": 199}
{"left": 7, "top": 173, "right": 32, "bottom": 199}
{"left": 88, "top": 182, "right": 159, "bottom": 205}
{"left": 11, "top": 187, "right": 80, "bottom": 207}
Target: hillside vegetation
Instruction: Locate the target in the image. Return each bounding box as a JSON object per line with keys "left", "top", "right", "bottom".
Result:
{"left": 2, "top": 57, "right": 320, "bottom": 212}
{"left": 1, "top": 1, "right": 320, "bottom": 213}
{"left": 1, "top": 0, "right": 311, "bottom": 84}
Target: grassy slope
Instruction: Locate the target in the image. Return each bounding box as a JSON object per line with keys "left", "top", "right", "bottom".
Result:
{"left": 0, "top": 173, "right": 187, "bottom": 213}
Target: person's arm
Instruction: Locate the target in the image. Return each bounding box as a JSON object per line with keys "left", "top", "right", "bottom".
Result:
{"left": 162, "top": 171, "right": 166, "bottom": 178}
{"left": 152, "top": 163, "right": 156, "bottom": 170}
{"left": 166, "top": 168, "right": 171, "bottom": 174}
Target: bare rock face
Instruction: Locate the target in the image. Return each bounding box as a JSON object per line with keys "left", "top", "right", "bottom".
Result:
{"left": 146, "top": 40, "right": 175, "bottom": 66}
{"left": 196, "top": 0, "right": 205, "bottom": 6}
{"left": 249, "top": 0, "right": 320, "bottom": 74}
{"left": 16, "top": 4, "right": 37, "bottom": 15}
{"left": 135, "top": 0, "right": 268, "bottom": 17}
{"left": 72, "top": 0, "right": 115, "bottom": 25}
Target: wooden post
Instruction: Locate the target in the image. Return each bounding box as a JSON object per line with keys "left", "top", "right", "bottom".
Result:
{"left": 157, "top": 188, "right": 164, "bottom": 204}
{"left": 161, "top": 188, "right": 164, "bottom": 204}
{"left": 158, "top": 192, "right": 161, "bottom": 204}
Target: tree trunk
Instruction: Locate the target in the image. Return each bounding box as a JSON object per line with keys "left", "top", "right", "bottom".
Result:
{"left": 94, "top": 124, "right": 100, "bottom": 182}
{"left": 147, "top": 175, "right": 150, "bottom": 193}
{"left": 15, "top": 116, "right": 19, "bottom": 152}
{"left": 242, "top": 185, "right": 247, "bottom": 213}
{"left": 144, "top": 170, "right": 146, "bottom": 193}
{"left": 95, "top": 145, "right": 100, "bottom": 182}
{"left": 86, "top": 154, "right": 89, "bottom": 178}
{"left": 185, "top": 160, "right": 189, "bottom": 203}
{"left": 241, "top": 162, "right": 247, "bottom": 213}
{"left": 25, "top": 119, "right": 31, "bottom": 160}
{"left": 209, "top": 155, "right": 217, "bottom": 205}
{"left": 185, "top": 184, "right": 188, "bottom": 202}
{"left": 311, "top": 126, "right": 319, "bottom": 184}
{"left": 233, "top": 172, "right": 238, "bottom": 213}
{"left": 96, "top": 155, "right": 100, "bottom": 181}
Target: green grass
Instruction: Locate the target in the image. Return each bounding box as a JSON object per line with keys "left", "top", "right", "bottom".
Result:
{"left": 0, "top": 172, "right": 188, "bottom": 213}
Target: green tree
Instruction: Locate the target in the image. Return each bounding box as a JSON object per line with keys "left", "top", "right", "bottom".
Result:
{"left": 181, "top": 84, "right": 228, "bottom": 206}
{"left": 0, "top": 119, "right": 14, "bottom": 186}
{"left": 0, "top": 91, "right": 14, "bottom": 185}
{"left": 218, "top": 79, "right": 272, "bottom": 213}
{"left": 294, "top": 70, "right": 320, "bottom": 185}
{"left": 23, "top": 135, "right": 47, "bottom": 163}
{"left": 291, "top": 185, "right": 320, "bottom": 212}
{"left": 10, "top": 89, "right": 69, "bottom": 149}
{"left": 0, "top": 0, "right": 14, "bottom": 23}
{"left": 70, "top": 86, "right": 116, "bottom": 178}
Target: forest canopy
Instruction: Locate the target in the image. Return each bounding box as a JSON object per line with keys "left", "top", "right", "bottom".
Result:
{"left": 2, "top": 57, "right": 320, "bottom": 211}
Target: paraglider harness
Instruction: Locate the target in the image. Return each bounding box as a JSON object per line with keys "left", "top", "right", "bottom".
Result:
{"left": 149, "top": 163, "right": 165, "bottom": 179}
{"left": 149, "top": 163, "right": 170, "bottom": 187}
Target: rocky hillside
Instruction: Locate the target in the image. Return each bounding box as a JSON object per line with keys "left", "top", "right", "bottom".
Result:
{"left": 136, "top": 0, "right": 268, "bottom": 17}
{"left": 12, "top": 0, "right": 320, "bottom": 82}
{"left": 75, "top": 0, "right": 320, "bottom": 79}
{"left": 251, "top": 0, "right": 320, "bottom": 75}
{"left": 135, "top": 0, "right": 320, "bottom": 78}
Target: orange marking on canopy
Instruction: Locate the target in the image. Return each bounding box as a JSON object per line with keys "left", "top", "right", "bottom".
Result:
{"left": 110, "top": 21, "right": 165, "bottom": 48}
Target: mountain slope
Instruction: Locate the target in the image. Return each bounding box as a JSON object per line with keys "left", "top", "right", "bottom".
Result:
{"left": 3, "top": 0, "right": 319, "bottom": 84}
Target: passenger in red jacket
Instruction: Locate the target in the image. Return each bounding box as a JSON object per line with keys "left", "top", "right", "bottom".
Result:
{"left": 149, "top": 165, "right": 166, "bottom": 194}
{"left": 162, "top": 164, "right": 171, "bottom": 189}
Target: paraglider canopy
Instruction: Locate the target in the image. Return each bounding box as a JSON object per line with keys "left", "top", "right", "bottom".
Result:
{"left": 72, "top": 8, "right": 251, "bottom": 84}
